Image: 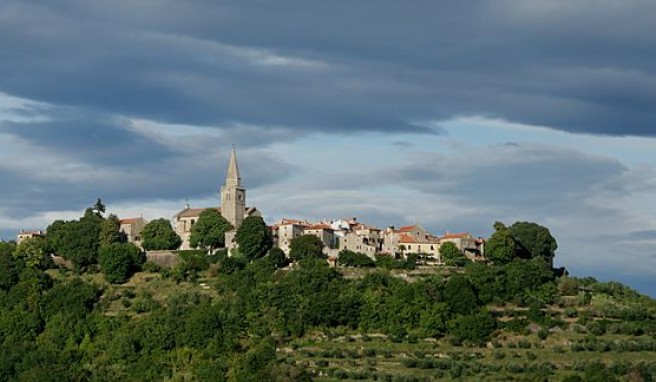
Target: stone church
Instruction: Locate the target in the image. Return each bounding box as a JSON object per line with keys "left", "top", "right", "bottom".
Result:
{"left": 173, "top": 148, "right": 260, "bottom": 250}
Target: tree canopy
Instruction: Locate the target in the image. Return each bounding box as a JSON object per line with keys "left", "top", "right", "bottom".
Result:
{"left": 141, "top": 218, "right": 182, "bottom": 251}
{"left": 235, "top": 216, "right": 273, "bottom": 261}
{"left": 45, "top": 208, "right": 104, "bottom": 268}
{"left": 440, "top": 242, "right": 468, "bottom": 267}
{"left": 338, "top": 250, "right": 375, "bottom": 268}
{"left": 289, "top": 235, "right": 325, "bottom": 262}
{"left": 509, "top": 221, "right": 558, "bottom": 264}
{"left": 99, "top": 214, "right": 124, "bottom": 247}
{"left": 484, "top": 222, "right": 517, "bottom": 265}
{"left": 189, "top": 209, "right": 233, "bottom": 250}
{"left": 98, "top": 242, "right": 144, "bottom": 283}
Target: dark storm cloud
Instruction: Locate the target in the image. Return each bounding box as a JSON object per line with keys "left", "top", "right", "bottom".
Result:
{"left": 2, "top": 118, "right": 174, "bottom": 166}
{"left": 1, "top": 1, "right": 656, "bottom": 136}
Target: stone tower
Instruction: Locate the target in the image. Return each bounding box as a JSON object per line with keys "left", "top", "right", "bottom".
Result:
{"left": 220, "top": 148, "right": 246, "bottom": 229}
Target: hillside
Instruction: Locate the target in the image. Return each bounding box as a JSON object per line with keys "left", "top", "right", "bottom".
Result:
{"left": 1, "top": 246, "right": 655, "bottom": 381}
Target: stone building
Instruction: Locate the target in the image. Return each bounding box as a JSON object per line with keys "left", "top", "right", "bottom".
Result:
{"left": 439, "top": 232, "right": 485, "bottom": 260}
{"left": 16, "top": 230, "right": 44, "bottom": 244}
{"left": 271, "top": 219, "right": 308, "bottom": 254}
{"left": 173, "top": 148, "right": 260, "bottom": 250}
{"left": 119, "top": 217, "right": 148, "bottom": 248}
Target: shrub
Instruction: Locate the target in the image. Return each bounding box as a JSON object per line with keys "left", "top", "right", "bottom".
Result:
{"left": 447, "top": 310, "right": 496, "bottom": 344}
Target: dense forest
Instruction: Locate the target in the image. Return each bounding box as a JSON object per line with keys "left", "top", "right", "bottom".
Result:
{"left": 1, "top": 202, "right": 655, "bottom": 381}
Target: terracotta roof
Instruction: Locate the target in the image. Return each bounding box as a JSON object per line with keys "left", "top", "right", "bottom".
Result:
{"left": 280, "top": 218, "right": 308, "bottom": 225}
{"left": 441, "top": 232, "right": 471, "bottom": 239}
{"left": 175, "top": 207, "right": 219, "bottom": 218}
{"left": 174, "top": 206, "right": 258, "bottom": 219}
{"left": 399, "top": 233, "right": 440, "bottom": 244}
{"left": 399, "top": 234, "right": 417, "bottom": 243}
{"left": 119, "top": 218, "right": 143, "bottom": 224}
{"left": 306, "top": 224, "right": 333, "bottom": 231}
{"left": 398, "top": 225, "right": 416, "bottom": 232}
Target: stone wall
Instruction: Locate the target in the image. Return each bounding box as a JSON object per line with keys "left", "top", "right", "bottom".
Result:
{"left": 145, "top": 250, "right": 181, "bottom": 268}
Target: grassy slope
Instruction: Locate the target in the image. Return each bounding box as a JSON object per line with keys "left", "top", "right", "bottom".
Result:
{"left": 51, "top": 267, "right": 656, "bottom": 381}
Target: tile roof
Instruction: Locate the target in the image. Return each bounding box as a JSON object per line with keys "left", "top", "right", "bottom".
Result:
{"left": 306, "top": 224, "right": 333, "bottom": 231}
{"left": 280, "top": 218, "right": 308, "bottom": 225}
{"left": 119, "top": 218, "right": 144, "bottom": 224}
{"left": 399, "top": 234, "right": 417, "bottom": 243}
{"left": 175, "top": 207, "right": 220, "bottom": 218}
{"left": 174, "top": 206, "right": 258, "bottom": 219}
{"left": 441, "top": 232, "right": 471, "bottom": 239}
{"left": 398, "top": 225, "right": 417, "bottom": 232}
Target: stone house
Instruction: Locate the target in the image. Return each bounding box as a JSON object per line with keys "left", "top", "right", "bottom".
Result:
{"left": 338, "top": 232, "right": 377, "bottom": 258}
{"left": 16, "top": 230, "right": 44, "bottom": 244}
{"left": 439, "top": 232, "right": 485, "bottom": 260}
{"left": 119, "top": 217, "right": 148, "bottom": 248}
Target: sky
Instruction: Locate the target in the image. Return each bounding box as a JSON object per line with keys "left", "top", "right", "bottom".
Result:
{"left": 0, "top": 1, "right": 655, "bottom": 295}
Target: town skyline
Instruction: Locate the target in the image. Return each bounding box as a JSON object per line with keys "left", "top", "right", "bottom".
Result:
{"left": 1, "top": 1, "right": 655, "bottom": 296}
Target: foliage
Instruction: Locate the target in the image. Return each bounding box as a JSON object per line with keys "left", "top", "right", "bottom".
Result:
{"left": 235, "top": 216, "right": 273, "bottom": 261}
{"left": 14, "top": 237, "right": 52, "bottom": 270}
{"left": 440, "top": 242, "right": 468, "bottom": 266}
{"left": 338, "top": 250, "right": 375, "bottom": 268}
{"left": 46, "top": 208, "right": 104, "bottom": 268}
{"left": 374, "top": 254, "right": 417, "bottom": 270}
{"left": 99, "top": 214, "right": 125, "bottom": 247}
{"left": 267, "top": 247, "right": 289, "bottom": 269}
{"left": 0, "top": 215, "right": 655, "bottom": 381}
{"left": 0, "top": 242, "right": 20, "bottom": 291}
{"left": 98, "top": 243, "right": 144, "bottom": 283}
{"left": 448, "top": 310, "right": 497, "bottom": 344}
{"left": 289, "top": 235, "right": 325, "bottom": 262}
{"left": 190, "top": 209, "right": 233, "bottom": 250}
{"left": 485, "top": 222, "right": 517, "bottom": 264}
{"left": 444, "top": 275, "right": 479, "bottom": 315}
{"left": 509, "top": 221, "right": 558, "bottom": 263}
{"left": 141, "top": 218, "right": 182, "bottom": 251}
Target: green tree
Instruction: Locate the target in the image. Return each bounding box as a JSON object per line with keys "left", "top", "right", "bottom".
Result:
{"left": 444, "top": 275, "right": 479, "bottom": 315}
{"left": 448, "top": 309, "right": 496, "bottom": 344}
{"left": 141, "top": 218, "right": 182, "bottom": 251}
{"left": 289, "top": 235, "right": 325, "bottom": 262}
{"left": 338, "top": 250, "right": 375, "bottom": 268}
{"left": 267, "top": 247, "right": 289, "bottom": 269}
{"left": 440, "top": 242, "right": 468, "bottom": 266}
{"left": 46, "top": 208, "right": 104, "bottom": 268}
{"left": 98, "top": 242, "right": 144, "bottom": 283}
{"left": 14, "top": 237, "right": 51, "bottom": 270}
{"left": 235, "top": 216, "right": 272, "bottom": 261}
{"left": 485, "top": 222, "right": 517, "bottom": 264}
{"left": 0, "top": 242, "right": 20, "bottom": 291}
{"left": 99, "top": 214, "right": 123, "bottom": 247}
{"left": 509, "top": 221, "right": 558, "bottom": 264}
{"left": 190, "top": 209, "right": 233, "bottom": 251}
{"left": 92, "top": 198, "right": 106, "bottom": 216}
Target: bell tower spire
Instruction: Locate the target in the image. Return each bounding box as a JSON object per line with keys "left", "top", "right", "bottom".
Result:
{"left": 225, "top": 146, "right": 241, "bottom": 187}
{"left": 220, "top": 146, "right": 246, "bottom": 229}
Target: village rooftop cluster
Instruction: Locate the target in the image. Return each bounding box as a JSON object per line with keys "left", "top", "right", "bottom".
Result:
{"left": 16, "top": 149, "right": 486, "bottom": 264}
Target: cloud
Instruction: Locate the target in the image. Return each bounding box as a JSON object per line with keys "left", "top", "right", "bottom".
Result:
{"left": 1, "top": 1, "right": 655, "bottom": 136}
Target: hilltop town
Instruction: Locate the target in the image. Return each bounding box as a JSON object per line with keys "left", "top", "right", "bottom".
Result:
{"left": 4, "top": 149, "right": 656, "bottom": 382}
{"left": 18, "top": 149, "right": 485, "bottom": 266}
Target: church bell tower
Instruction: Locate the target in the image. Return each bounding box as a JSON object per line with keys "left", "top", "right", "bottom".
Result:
{"left": 220, "top": 148, "right": 246, "bottom": 229}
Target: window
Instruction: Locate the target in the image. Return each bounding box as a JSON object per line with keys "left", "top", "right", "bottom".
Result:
{"left": 191, "top": 219, "right": 195, "bottom": 225}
